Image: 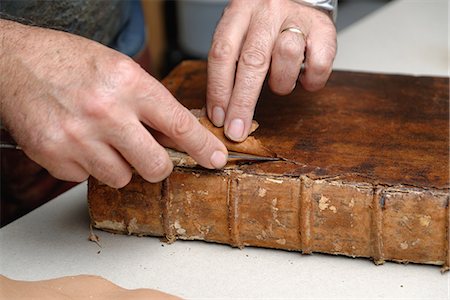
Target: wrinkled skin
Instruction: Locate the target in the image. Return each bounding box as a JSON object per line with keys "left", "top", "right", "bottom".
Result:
{"left": 207, "top": 0, "right": 336, "bottom": 141}
{"left": 0, "top": 20, "right": 228, "bottom": 188}
{"left": 0, "top": 0, "right": 336, "bottom": 188}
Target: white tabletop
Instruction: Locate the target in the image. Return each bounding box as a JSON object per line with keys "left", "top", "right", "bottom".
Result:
{"left": 1, "top": 0, "right": 449, "bottom": 299}
{"left": 333, "top": 0, "right": 449, "bottom": 77}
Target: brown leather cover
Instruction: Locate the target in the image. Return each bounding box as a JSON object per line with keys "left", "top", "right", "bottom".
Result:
{"left": 88, "top": 61, "right": 450, "bottom": 270}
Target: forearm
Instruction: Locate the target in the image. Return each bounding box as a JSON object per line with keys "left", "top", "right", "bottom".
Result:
{"left": 0, "top": 19, "right": 98, "bottom": 146}
{"left": 0, "top": 19, "right": 101, "bottom": 130}
{"left": 0, "top": 19, "right": 55, "bottom": 106}
{"left": 0, "top": 19, "right": 34, "bottom": 131}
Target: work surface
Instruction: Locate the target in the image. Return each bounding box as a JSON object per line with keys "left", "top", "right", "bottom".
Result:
{"left": 1, "top": 0, "right": 449, "bottom": 299}
{"left": 1, "top": 183, "right": 449, "bottom": 299}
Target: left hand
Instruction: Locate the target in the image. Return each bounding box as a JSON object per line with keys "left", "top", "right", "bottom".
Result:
{"left": 206, "top": 0, "right": 337, "bottom": 141}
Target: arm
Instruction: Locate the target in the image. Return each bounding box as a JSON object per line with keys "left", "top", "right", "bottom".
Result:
{"left": 0, "top": 19, "right": 228, "bottom": 188}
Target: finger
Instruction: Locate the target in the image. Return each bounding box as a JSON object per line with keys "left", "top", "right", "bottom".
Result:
{"left": 207, "top": 6, "right": 250, "bottom": 127}
{"left": 79, "top": 141, "right": 133, "bottom": 188}
{"left": 46, "top": 161, "right": 89, "bottom": 183}
{"left": 138, "top": 80, "right": 228, "bottom": 169}
{"left": 269, "top": 23, "right": 306, "bottom": 95}
{"left": 224, "top": 16, "right": 276, "bottom": 142}
{"left": 23, "top": 144, "right": 90, "bottom": 182}
{"left": 299, "top": 17, "right": 336, "bottom": 91}
{"left": 148, "top": 128, "right": 181, "bottom": 151}
{"left": 108, "top": 120, "right": 173, "bottom": 183}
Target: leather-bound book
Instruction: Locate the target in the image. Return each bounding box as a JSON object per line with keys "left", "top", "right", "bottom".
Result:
{"left": 88, "top": 61, "right": 449, "bottom": 271}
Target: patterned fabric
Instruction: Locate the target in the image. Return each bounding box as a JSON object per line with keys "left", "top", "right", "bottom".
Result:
{"left": 0, "top": 0, "right": 129, "bottom": 46}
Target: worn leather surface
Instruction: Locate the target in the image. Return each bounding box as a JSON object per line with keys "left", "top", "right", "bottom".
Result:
{"left": 89, "top": 61, "right": 450, "bottom": 269}
{"left": 164, "top": 61, "right": 449, "bottom": 190}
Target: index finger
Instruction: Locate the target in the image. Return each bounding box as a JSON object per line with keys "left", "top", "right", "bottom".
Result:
{"left": 207, "top": 6, "right": 250, "bottom": 127}
{"left": 224, "top": 18, "right": 276, "bottom": 142}
{"left": 138, "top": 77, "right": 228, "bottom": 169}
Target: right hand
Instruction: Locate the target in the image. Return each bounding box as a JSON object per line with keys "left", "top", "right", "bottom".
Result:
{"left": 206, "top": 0, "right": 336, "bottom": 142}
{"left": 0, "top": 20, "right": 228, "bottom": 188}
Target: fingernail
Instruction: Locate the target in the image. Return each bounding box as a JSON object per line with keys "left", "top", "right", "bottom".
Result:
{"left": 210, "top": 150, "right": 227, "bottom": 168}
{"left": 212, "top": 106, "right": 225, "bottom": 127}
{"left": 227, "top": 118, "right": 244, "bottom": 141}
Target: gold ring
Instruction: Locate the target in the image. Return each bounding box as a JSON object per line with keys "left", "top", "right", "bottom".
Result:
{"left": 281, "top": 27, "right": 306, "bottom": 41}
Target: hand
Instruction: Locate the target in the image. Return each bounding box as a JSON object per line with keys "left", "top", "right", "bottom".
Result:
{"left": 0, "top": 20, "right": 228, "bottom": 188}
{"left": 207, "top": 0, "right": 337, "bottom": 141}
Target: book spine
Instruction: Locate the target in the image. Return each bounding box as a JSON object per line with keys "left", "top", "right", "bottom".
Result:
{"left": 88, "top": 168, "right": 449, "bottom": 269}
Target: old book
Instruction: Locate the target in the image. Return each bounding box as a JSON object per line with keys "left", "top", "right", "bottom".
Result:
{"left": 88, "top": 61, "right": 449, "bottom": 270}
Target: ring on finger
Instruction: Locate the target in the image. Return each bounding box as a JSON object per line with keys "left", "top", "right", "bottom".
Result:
{"left": 280, "top": 26, "right": 306, "bottom": 41}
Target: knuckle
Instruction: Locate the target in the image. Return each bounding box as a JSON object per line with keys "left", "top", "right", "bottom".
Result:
{"left": 146, "top": 155, "right": 172, "bottom": 183}
{"left": 87, "top": 156, "right": 130, "bottom": 188}
{"left": 310, "top": 42, "right": 336, "bottom": 77}
{"left": 189, "top": 130, "right": 211, "bottom": 156}
{"left": 209, "top": 38, "right": 234, "bottom": 62}
{"left": 111, "top": 58, "right": 141, "bottom": 85}
{"left": 73, "top": 174, "right": 89, "bottom": 183}
{"left": 170, "top": 107, "right": 195, "bottom": 140}
{"left": 46, "top": 167, "right": 65, "bottom": 181}
{"left": 107, "top": 172, "right": 132, "bottom": 189}
{"left": 116, "top": 122, "right": 144, "bottom": 150}
{"left": 35, "top": 134, "right": 62, "bottom": 159}
{"left": 36, "top": 142, "right": 54, "bottom": 158}
{"left": 270, "top": 78, "right": 294, "bottom": 96}
{"left": 278, "top": 40, "right": 300, "bottom": 61}
{"left": 65, "top": 172, "right": 89, "bottom": 183}
{"left": 311, "top": 50, "right": 334, "bottom": 77}
{"left": 118, "top": 122, "right": 140, "bottom": 141}
{"left": 81, "top": 97, "right": 116, "bottom": 120}
{"left": 97, "top": 57, "right": 143, "bottom": 96}
{"left": 93, "top": 160, "right": 132, "bottom": 188}
{"left": 48, "top": 164, "right": 88, "bottom": 183}
{"left": 87, "top": 156, "right": 107, "bottom": 176}
{"left": 60, "top": 119, "right": 83, "bottom": 144}
{"left": 312, "top": 63, "right": 328, "bottom": 78}
{"left": 241, "top": 47, "right": 268, "bottom": 69}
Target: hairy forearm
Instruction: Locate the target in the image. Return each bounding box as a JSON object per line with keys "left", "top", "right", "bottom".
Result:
{"left": 0, "top": 19, "right": 100, "bottom": 135}
{"left": 0, "top": 19, "right": 35, "bottom": 132}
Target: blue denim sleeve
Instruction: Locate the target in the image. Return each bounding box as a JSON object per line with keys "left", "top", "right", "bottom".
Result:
{"left": 109, "top": 0, "right": 147, "bottom": 57}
